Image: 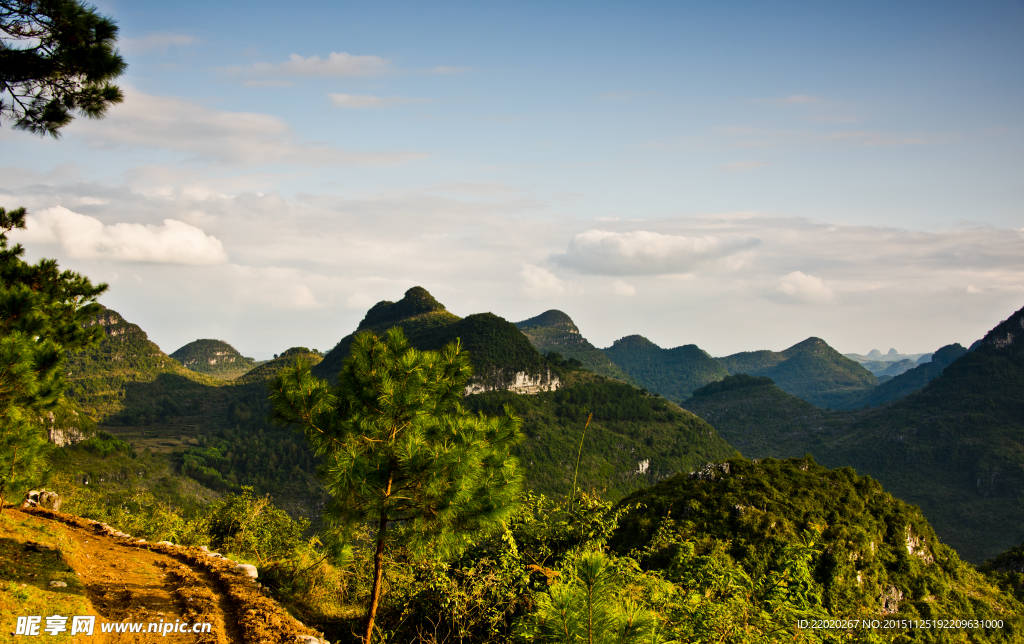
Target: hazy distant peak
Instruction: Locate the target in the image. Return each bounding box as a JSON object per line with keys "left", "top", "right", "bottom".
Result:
{"left": 887, "top": 347, "right": 899, "bottom": 355}
{"left": 515, "top": 309, "right": 577, "bottom": 331}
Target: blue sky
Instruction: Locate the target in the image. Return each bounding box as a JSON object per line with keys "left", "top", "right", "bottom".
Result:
{"left": 3, "top": 0, "right": 1023, "bottom": 359}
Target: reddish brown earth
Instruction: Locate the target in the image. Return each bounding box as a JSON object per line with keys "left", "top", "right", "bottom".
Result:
{"left": 2, "top": 506, "right": 326, "bottom": 643}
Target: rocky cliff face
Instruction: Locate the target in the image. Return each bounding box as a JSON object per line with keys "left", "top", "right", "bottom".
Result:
{"left": 978, "top": 305, "right": 1024, "bottom": 349}
{"left": 464, "top": 368, "right": 560, "bottom": 395}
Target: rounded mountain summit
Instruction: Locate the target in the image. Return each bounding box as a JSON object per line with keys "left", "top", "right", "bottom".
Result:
{"left": 170, "top": 339, "right": 257, "bottom": 380}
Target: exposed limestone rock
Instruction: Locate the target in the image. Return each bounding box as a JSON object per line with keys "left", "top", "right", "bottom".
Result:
{"left": 905, "top": 526, "right": 935, "bottom": 564}
{"left": 464, "top": 369, "right": 560, "bottom": 395}
{"left": 689, "top": 462, "right": 731, "bottom": 481}
{"left": 880, "top": 585, "right": 903, "bottom": 615}
{"left": 235, "top": 564, "right": 258, "bottom": 578}
{"left": 21, "top": 490, "right": 61, "bottom": 512}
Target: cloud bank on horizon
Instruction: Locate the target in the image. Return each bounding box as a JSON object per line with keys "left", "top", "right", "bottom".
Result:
{"left": 1, "top": 1, "right": 1021, "bottom": 359}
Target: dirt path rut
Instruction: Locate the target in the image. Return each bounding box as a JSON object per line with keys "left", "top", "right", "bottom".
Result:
{"left": 1, "top": 506, "right": 325, "bottom": 643}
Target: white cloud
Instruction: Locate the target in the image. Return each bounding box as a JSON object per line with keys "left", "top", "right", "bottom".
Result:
{"left": 70, "top": 89, "right": 426, "bottom": 166}
{"left": 17, "top": 206, "right": 227, "bottom": 265}
{"left": 521, "top": 264, "right": 566, "bottom": 299}
{"left": 611, "top": 279, "right": 636, "bottom": 296}
{"left": 225, "top": 265, "right": 322, "bottom": 309}
{"left": 774, "top": 271, "right": 837, "bottom": 305}
{"left": 329, "top": 93, "right": 427, "bottom": 109}
{"left": 555, "top": 229, "right": 760, "bottom": 276}
{"left": 225, "top": 52, "right": 391, "bottom": 79}
{"left": 121, "top": 33, "right": 198, "bottom": 53}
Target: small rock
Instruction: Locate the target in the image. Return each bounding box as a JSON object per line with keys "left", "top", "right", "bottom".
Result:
{"left": 295, "top": 637, "right": 327, "bottom": 644}
{"left": 49, "top": 581, "right": 67, "bottom": 588}
{"left": 136, "top": 539, "right": 146, "bottom": 544}
{"left": 234, "top": 564, "right": 258, "bottom": 578}
{"left": 208, "top": 552, "right": 224, "bottom": 559}
{"left": 156, "top": 541, "right": 174, "bottom": 546}
{"left": 22, "top": 490, "right": 61, "bottom": 512}
{"left": 198, "top": 545, "right": 209, "bottom": 553}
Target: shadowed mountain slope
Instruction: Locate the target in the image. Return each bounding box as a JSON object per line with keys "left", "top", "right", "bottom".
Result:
{"left": 67, "top": 308, "right": 226, "bottom": 424}
{"left": 850, "top": 343, "right": 968, "bottom": 408}
{"left": 515, "top": 310, "right": 636, "bottom": 383}
{"left": 718, "top": 337, "right": 878, "bottom": 409}
{"left": 601, "top": 335, "right": 728, "bottom": 402}
{"left": 681, "top": 304, "right": 1024, "bottom": 563}
{"left": 235, "top": 347, "right": 323, "bottom": 385}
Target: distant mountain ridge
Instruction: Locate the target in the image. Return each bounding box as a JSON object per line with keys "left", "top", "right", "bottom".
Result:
{"left": 313, "top": 287, "right": 559, "bottom": 394}
{"left": 717, "top": 337, "right": 878, "bottom": 409}
{"left": 170, "top": 339, "right": 257, "bottom": 380}
{"left": 680, "top": 303, "right": 1024, "bottom": 563}
{"left": 515, "top": 310, "right": 636, "bottom": 383}
{"left": 601, "top": 335, "right": 727, "bottom": 402}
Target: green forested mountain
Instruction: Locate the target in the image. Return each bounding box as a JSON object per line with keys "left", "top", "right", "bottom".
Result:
{"left": 681, "top": 305, "right": 1024, "bottom": 563}
{"left": 234, "top": 346, "right": 323, "bottom": 385}
{"left": 313, "top": 287, "right": 557, "bottom": 391}
{"left": 601, "top": 335, "right": 728, "bottom": 402}
{"left": 611, "top": 457, "right": 1021, "bottom": 632}
{"left": 67, "top": 307, "right": 227, "bottom": 424}
{"left": 718, "top": 337, "right": 878, "bottom": 408}
{"left": 806, "top": 305, "right": 1024, "bottom": 563}
{"left": 681, "top": 374, "right": 858, "bottom": 459}
{"left": 464, "top": 370, "right": 738, "bottom": 499}
{"left": 514, "top": 309, "right": 636, "bottom": 383}
{"left": 62, "top": 296, "right": 733, "bottom": 510}
{"left": 170, "top": 338, "right": 257, "bottom": 379}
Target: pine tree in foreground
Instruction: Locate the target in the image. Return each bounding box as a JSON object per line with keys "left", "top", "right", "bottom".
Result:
{"left": 269, "top": 327, "right": 523, "bottom": 644}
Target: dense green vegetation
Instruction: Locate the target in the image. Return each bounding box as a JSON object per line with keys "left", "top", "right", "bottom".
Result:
{"left": 516, "top": 309, "right": 637, "bottom": 383}
{"left": 170, "top": 338, "right": 258, "bottom": 379}
{"left": 44, "top": 449, "right": 1024, "bottom": 644}
{"left": 981, "top": 540, "right": 1024, "bottom": 604}
{"left": 682, "top": 374, "right": 861, "bottom": 460}
{"left": 235, "top": 346, "right": 322, "bottom": 385}
{"left": 602, "top": 335, "right": 728, "bottom": 402}
{"left": 464, "top": 371, "right": 738, "bottom": 500}
{"left": 66, "top": 307, "right": 223, "bottom": 421}
{"left": 611, "top": 457, "right": 1021, "bottom": 639}
{"left": 0, "top": 206, "right": 107, "bottom": 509}
{"left": 272, "top": 328, "right": 526, "bottom": 643}
{"left": 718, "top": 337, "right": 878, "bottom": 409}
{"left": 680, "top": 307, "right": 1024, "bottom": 564}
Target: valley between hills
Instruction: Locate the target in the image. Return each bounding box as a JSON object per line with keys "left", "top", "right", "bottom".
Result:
{"left": 51, "top": 286, "right": 1024, "bottom": 565}
{"left": 17, "top": 285, "right": 1024, "bottom": 642}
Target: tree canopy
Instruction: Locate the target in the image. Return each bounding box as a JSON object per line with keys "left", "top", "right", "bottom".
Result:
{"left": 0, "top": 206, "right": 107, "bottom": 509}
{"left": 1, "top": 0, "right": 126, "bottom": 136}
{"left": 269, "top": 327, "right": 523, "bottom": 643}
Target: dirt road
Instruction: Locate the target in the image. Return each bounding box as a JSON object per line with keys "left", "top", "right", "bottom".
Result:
{"left": 1, "top": 506, "right": 325, "bottom": 643}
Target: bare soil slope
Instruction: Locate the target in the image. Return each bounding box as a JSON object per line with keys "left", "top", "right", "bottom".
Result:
{"left": 1, "top": 506, "right": 325, "bottom": 643}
